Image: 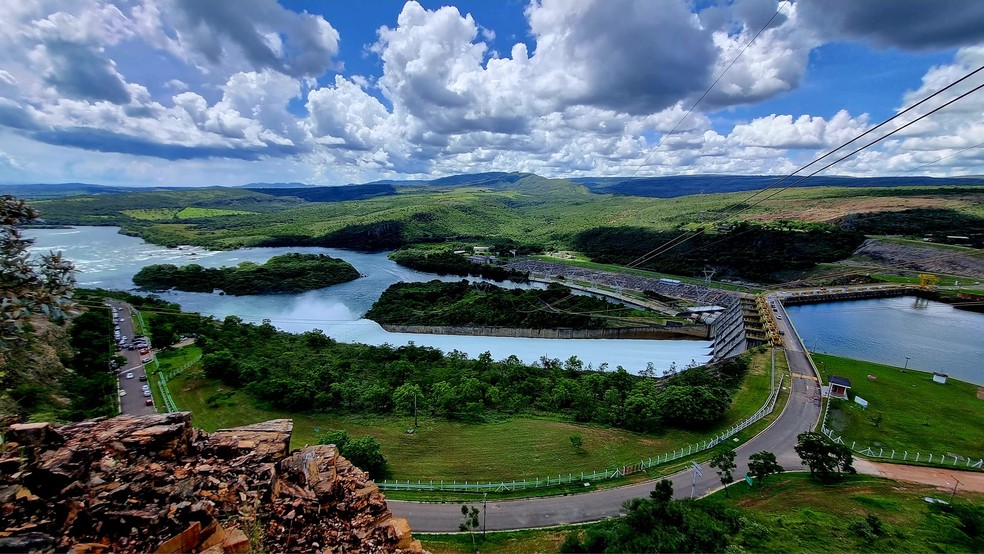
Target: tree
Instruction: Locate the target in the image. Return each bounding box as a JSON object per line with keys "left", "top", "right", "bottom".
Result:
{"left": 317, "top": 429, "right": 388, "bottom": 478}
{"left": 709, "top": 448, "right": 737, "bottom": 497}
{"left": 318, "top": 429, "right": 350, "bottom": 449}
{"left": 795, "top": 432, "right": 852, "bottom": 482}
{"left": 569, "top": 433, "right": 584, "bottom": 452}
{"left": 1, "top": 195, "right": 77, "bottom": 347}
{"left": 833, "top": 443, "right": 857, "bottom": 476}
{"left": 340, "top": 436, "right": 388, "bottom": 479}
{"left": 649, "top": 479, "right": 674, "bottom": 505}
{"left": 392, "top": 383, "right": 423, "bottom": 416}
{"left": 747, "top": 451, "right": 784, "bottom": 484}
{"left": 459, "top": 505, "right": 480, "bottom": 551}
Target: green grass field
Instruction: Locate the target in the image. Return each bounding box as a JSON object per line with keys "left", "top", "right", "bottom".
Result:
{"left": 121, "top": 208, "right": 179, "bottom": 220}
{"left": 176, "top": 207, "right": 257, "bottom": 219}
{"left": 155, "top": 345, "right": 202, "bottom": 373}
{"left": 815, "top": 353, "right": 984, "bottom": 460}
{"left": 167, "top": 348, "right": 785, "bottom": 483}
{"left": 421, "top": 474, "right": 984, "bottom": 553}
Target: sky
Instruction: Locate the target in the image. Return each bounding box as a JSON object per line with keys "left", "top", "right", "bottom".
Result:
{"left": 1, "top": 0, "right": 984, "bottom": 187}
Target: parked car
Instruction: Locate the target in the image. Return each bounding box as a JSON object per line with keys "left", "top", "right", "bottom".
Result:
{"left": 142, "top": 390, "right": 151, "bottom": 397}
{"left": 141, "top": 356, "right": 152, "bottom": 363}
{"left": 139, "top": 375, "right": 147, "bottom": 381}
{"left": 125, "top": 372, "right": 134, "bottom": 379}
{"left": 145, "top": 398, "right": 154, "bottom": 406}
{"left": 118, "top": 389, "right": 126, "bottom": 397}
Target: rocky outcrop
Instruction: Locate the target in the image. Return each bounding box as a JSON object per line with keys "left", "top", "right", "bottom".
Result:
{"left": 0, "top": 412, "right": 425, "bottom": 553}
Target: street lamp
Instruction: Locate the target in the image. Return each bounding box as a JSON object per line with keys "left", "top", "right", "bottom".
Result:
{"left": 904, "top": 357, "right": 910, "bottom": 370}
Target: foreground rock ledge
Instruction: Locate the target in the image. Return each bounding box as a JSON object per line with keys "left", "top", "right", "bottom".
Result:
{"left": 0, "top": 413, "right": 426, "bottom": 553}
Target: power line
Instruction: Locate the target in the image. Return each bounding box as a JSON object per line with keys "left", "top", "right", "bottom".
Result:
{"left": 630, "top": 1, "right": 788, "bottom": 177}
{"left": 624, "top": 63, "right": 984, "bottom": 270}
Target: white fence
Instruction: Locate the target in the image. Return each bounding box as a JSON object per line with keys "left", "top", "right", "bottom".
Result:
{"left": 820, "top": 400, "right": 983, "bottom": 469}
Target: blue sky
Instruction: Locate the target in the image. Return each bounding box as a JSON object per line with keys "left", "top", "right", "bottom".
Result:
{"left": 0, "top": 0, "right": 983, "bottom": 186}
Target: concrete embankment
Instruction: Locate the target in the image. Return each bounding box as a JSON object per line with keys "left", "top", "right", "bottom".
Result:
{"left": 780, "top": 286, "right": 926, "bottom": 305}
{"left": 378, "top": 323, "right": 710, "bottom": 340}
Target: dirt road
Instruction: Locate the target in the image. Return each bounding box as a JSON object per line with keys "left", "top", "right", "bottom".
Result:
{"left": 855, "top": 459, "right": 984, "bottom": 493}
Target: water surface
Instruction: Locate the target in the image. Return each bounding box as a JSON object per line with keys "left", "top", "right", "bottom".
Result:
{"left": 27, "top": 226, "right": 712, "bottom": 373}
{"left": 786, "top": 296, "right": 983, "bottom": 385}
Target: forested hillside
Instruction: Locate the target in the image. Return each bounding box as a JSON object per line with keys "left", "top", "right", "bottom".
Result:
{"left": 24, "top": 175, "right": 984, "bottom": 279}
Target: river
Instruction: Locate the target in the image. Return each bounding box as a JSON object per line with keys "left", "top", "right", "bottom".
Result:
{"left": 25, "top": 226, "right": 712, "bottom": 373}
{"left": 786, "top": 296, "right": 984, "bottom": 385}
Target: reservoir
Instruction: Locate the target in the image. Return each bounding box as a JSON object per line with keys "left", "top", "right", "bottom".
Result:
{"left": 26, "top": 226, "right": 712, "bottom": 373}
{"left": 786, "top": 296, "right": 984, "bottom": 385}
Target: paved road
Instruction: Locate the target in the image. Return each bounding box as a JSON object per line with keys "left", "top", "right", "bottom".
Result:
{"left": 390, "top": 297, "right": 823, "bottom": 531}
{"left": 107, "top": 300, "right": 157, "bottom": 415}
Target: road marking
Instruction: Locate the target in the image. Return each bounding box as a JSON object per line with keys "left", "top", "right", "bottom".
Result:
{"left": 791, "top": 372, "right": 817, "bottom": 381}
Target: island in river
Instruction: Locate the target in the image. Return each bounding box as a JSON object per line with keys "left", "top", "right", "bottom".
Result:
{"left": 366, "top": 280, "right": 670, "bottom": 329}
{"left": 132, "top": 253, "right": 359, "bottom": 295}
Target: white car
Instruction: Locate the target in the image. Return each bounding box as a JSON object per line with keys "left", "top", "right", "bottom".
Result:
{"left": 141, "top": 356, "right": 152, "bottom": 363}
{"left": 118, "top": 389, "right": 126, "bottom": 397}
{"left": 125, "top": 372, "right": 134, "bottom": 379}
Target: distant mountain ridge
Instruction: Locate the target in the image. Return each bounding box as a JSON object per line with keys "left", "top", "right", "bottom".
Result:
{"left": 3, "top": 172, "right": 983, "bottom": 200}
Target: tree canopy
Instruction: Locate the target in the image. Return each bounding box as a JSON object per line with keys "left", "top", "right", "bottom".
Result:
{"left": 132, "top": 253, "right": 359, "bottom": 295}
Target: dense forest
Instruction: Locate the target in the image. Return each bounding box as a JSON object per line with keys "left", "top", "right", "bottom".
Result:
{"left": 190, "top": 314, "right": 748, "bottom": 433}
{"left": 389, "top": 248, "right": 530, "bottom": 282}
{"left": 575, "top": 221, "right": 866, "bottom": 281}
{"left": 366, "top": 280, "right": 658, "bottom": 328}
{"left": 132, "top": 253, "right": 359, "bottom": 295}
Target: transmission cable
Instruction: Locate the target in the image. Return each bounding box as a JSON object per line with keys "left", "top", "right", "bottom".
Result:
{"left": 625, "top": 65, "right": 984, "bottom": 269}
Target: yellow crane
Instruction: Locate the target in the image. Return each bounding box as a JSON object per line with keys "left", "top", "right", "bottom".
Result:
{"left": 918, "top": 274, "right": 939, "bottom": 289}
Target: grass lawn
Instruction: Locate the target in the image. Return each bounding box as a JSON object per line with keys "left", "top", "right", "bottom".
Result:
{"left": 421, "top": 474, "right": 984, "bottom": 553}
{"left": 814, "top": 353, "right": 984, "bottom": 460}
{"left": 711, "top": 473, "right": 984, "bottom": 553}
{"left": 155, "top": 345, "right": 202, "bottom": 373}
{"left": 166, "top": 348, "right": 784, "bottom": 483}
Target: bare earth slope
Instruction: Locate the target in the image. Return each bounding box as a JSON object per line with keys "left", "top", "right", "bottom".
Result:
{"left": 854, "top": 238, "right": 984, "bottom": 279}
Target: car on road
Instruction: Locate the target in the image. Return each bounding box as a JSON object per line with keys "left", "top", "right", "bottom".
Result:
{"left": 145, "top": 398, "right": 154, "bottom": 406}
{"left": 141, "top": 356, "right": 152, "bottom": 363}
{"left": 118, "top": 389, "right": 126, "bottom": 397}
{"left": 139, "top": 375, "right": 147, "bottom": 381}
{"left": 125, "top": 372, "right": 134, "bottom": 379}
{"left": 143, "top": 390, "right": 151, "bottom": 397}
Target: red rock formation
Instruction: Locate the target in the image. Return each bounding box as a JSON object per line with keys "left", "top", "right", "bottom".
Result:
{"left": 0, "top": 413, "right": 425, "bottom": 553}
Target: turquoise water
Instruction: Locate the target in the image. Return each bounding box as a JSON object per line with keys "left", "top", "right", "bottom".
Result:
{"left": 786, "top": 296, "right": 984, "bottom": 385}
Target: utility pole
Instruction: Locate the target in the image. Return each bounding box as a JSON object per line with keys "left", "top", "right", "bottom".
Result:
{"left": 904, "top": 356, "right": 910, "bottom": 370}
{"left": 949, "top": 477, "right": 962, "bottom": 502}
{"left": 482, "top": 492, "right": 488, "bottom": 539}
{"left": 413, "top": 393, "right": 418, "bottom": 429}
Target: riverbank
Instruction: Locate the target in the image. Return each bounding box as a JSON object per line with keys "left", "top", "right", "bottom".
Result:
{"left": 379, "top": 323, "right": 710, "bottom": 340}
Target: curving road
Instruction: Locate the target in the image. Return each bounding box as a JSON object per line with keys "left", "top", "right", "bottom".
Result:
{"left": 390, "top": 296, "right": 823, "bottom": 531}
